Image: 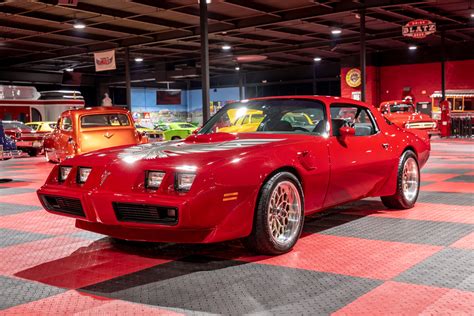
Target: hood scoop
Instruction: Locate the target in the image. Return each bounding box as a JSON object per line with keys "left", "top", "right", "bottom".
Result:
{"left": 185, "top": 132, "right": 238, "bottom": 143}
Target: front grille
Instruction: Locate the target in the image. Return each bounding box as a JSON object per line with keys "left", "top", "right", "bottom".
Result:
{"left": 41, "top": 195, "right": 85, "bottom": 217}
{"left": 113, "top": 202, "right": 177, "bottom": 225}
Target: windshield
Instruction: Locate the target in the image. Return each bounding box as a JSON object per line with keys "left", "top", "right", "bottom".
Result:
{"left": 81, "top": 114, "right": 130, "bottom": 128}
{"left": 2, "top": 122, "right": 33, "bottom": 131}
{"left": 390, "top": 104, "right": 414, "bottom": 113}
{"left": 199, "top": 99, "right": 327, "bottom": 135}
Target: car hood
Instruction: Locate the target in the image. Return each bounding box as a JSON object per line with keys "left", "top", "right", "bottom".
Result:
{"left": 68, "top": 132, "right": 298, "bottom": 170}
{"left": 386, "top": 112, "right": 433, "bottom": 124}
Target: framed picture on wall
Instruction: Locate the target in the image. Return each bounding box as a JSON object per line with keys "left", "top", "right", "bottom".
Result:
{"left": 157, "top": 90, "right": 181, "bottom": 105}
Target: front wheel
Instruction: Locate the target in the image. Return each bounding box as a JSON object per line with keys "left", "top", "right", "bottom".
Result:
{"left": 244, "top": 172, "right": 304, "bottom": 255}
{"left": 381, "top": 150, "right": 420, "bottom": 209}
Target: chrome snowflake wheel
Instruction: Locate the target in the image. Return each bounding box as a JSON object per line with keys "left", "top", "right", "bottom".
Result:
{"left": 402, "top": 157, "right": 419, "bottom": 202}
{"left": 267, "top": 180, "right": 302, "bottom": 247}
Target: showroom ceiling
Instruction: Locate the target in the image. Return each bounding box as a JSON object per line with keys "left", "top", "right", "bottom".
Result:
{"left": 0, "top": 0, "right": 473, "bottom": 79}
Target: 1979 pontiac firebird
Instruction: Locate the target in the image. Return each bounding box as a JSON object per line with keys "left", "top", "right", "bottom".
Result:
{"left": 37, "top": 96, "right": 430, "bottom": 255}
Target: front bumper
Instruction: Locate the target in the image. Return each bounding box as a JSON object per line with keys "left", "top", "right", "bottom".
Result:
{"left": 16, "top": 140, "right": 43, "bottom": 149}
{"left": 1, "top": 150, "right": 28, "bottom": 159}
{"left": 37, "top": 185, "right": 231, "bottom": 243}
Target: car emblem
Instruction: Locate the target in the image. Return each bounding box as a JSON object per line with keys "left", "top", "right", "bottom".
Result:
{"left": 104, "top": 132, "right": 114, "bottom": 139}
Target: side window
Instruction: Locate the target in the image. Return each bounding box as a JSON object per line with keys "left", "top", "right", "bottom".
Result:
{"left": 330, "top": 104, "right": 378, "bottom": 137}
{"left": 60, "top": 116, "right": 73, "bottom": 131}
{"left": 242, "top": 115, "right": 250, "bottom": 125}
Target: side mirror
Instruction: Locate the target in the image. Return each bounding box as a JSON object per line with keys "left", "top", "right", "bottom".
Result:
{"left": 339, "top": 126, "right": 355, "bottom": 138}
{"left": 192, "top": 128, "right": 200, "bottom": 135}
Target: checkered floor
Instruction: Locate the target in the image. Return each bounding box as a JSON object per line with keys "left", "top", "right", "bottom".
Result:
{"left": 0, "top": 139, "right": 473, "bottom": 315}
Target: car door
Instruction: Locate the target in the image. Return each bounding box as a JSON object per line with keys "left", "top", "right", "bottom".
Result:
{"left": 324, "top": 103, "right": 393, "bottom": 207}
{"left": 55, "top": 115, "right": 75, "bottom": 161}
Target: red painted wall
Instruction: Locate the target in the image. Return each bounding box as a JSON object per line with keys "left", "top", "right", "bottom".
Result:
{"left": 341, "top": 59, "right": 474, "bottom": 106}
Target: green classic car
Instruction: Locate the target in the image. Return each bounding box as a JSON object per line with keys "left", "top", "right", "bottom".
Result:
{"left": 155, "top": 122, "right": 197, "bottom": 140}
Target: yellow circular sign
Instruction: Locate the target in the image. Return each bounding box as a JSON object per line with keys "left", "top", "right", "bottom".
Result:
{"left": 346, "top": 68, "right": 361, "bottom": 88}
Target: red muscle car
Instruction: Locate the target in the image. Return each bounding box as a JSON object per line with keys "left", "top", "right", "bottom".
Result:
{"left": 379, "top": 100, "right": 439, "bottom": 136}
{"left": 2, "top": 121, "right": 44, "bottom": 156}
{"left": 37, "top": 96, "right": 430, "bottom": 255}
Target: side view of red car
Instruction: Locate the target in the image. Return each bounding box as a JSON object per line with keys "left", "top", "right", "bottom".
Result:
{"left": 37, "top": 96, "right": 430, "bottom": 255}
{"left": 379, "top": 100, "right": 439, "bottom": 137}
{"left": 2, "top": 121, "right": 44, "bottom": 156}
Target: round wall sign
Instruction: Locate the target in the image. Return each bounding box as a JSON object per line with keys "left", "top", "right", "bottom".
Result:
{"left": 345, "top": 68, "right": 361, "bottom": 88}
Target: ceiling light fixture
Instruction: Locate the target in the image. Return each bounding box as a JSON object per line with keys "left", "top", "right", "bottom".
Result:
{"left": 222, "top": 44, "right": 232, "bottom": 50}
{"left": 313, "top": 57, "right": 322, "bottom": 62}
{"left": 134, "top": 57, "right": 144, "bottom": 62}
{"left": 65, "top": 68, "right": 74, "bottom": 72}
{"left": 235, "top": 66, "right": 240, "bottom": 71}
{"left": 331, "top": 29, "right": 342, "bottom": 35}
{"left": 471, "top": 12, "right": 474, "bottom": 18}
{"left": 409, "top": 45, "right": 417, "bottom": 50}
{"left": 73, "top": 22, "right": 86, "bottom": 29}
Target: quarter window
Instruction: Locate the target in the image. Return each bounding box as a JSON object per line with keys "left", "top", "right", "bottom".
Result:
{"left": 60, "top": 116, "right": 72, "bottom": 131}
{"left": 330, "top": 104, "right": 378, "bottom": 137}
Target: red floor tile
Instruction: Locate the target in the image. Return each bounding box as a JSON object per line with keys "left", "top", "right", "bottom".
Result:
{"left": 450, "top": 232, "right": 474, "bottom": 250}
{"left": 0, "top": 210, "right": 78, "bottom": 235}
{"left": 232, "top": 234, "right": 443, "bottom": 280}
{"left": 333, "top": 281, "right": 474, "bottom": 315}
{"left": 0, "top": 192, "right": 43, "bottom": 206}
{"left": 421, "top": 173, "right": 459, "bottom": 182}
{"left": 342, "top": 202, "right": 474, "bottom": 224}
{"left": 0, "top": 237, "right": 96, "bottom": 276}
{"left": 14, "top": 241, "right": 173, "bottom": 289}
{"left": 1, "top": 290, "right": 112, "bottom": 315}
{"left": 425, "top": 163, "right": 474, "bottom": 170}
{"left": 421, "top": 181, "right": 474, "bottom": 194}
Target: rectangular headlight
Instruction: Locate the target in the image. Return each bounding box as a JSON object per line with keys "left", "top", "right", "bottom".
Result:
{"left": 146, "top": 171, "right": 166, "bottom": 189}
{"left": 58, "top": 166, "right": 72, "bottom": 182}
{"left": 175, "top": 173, "right": 196, "bottom": 192}
{"left": 77, "top": 167, "right": 92, "bottom": 184}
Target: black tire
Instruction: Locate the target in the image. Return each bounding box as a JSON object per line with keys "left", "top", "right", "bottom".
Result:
{"left": 381, "top": 150, "right": 420, "bottom": 209}
{"left": 28, "top": 148, "right": 40, "bottom": 157}
{"left": 171, "top": 136, "right": 181, "bottom": 140}
{"left": 244, "top": 171, "right": 304, "bottom": 255}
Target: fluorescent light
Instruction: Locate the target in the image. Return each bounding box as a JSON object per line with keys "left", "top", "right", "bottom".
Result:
{"left": 134, "top": 57, "right": 144, "bottom": 62}
{"left": 73, "top": 22, "right": 86, "bottom": 29}
{"left": 235, "top": 66, "right": 240, "bottom": 71}
{"left": 331, "top": 29, "right": 342, "bottom": 35}
{"left": 313, "top": 57, "right": 322, "bottom": 62}
{"left": 222, "top": 44, "right": 232, "bottom": 50}
{"left": 471, "top": 12, "right": 474, "bottom": 18}
{"left": 65, "top": 68, "right": 74, "bottom": 72}
{"left": 409, "top": 45, "right": 417, "bottom": 50}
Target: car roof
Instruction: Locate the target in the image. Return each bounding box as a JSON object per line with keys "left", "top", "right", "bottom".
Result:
{"left": 61, "top": 106, "right": 130, "bottom": 117}
{"left": 243, "top": 95, "right": 377, "bottom": 110}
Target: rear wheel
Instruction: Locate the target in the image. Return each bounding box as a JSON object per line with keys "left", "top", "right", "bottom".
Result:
{"left": 244, "top": 172, "right": 304, "bottom": 255}
{"left": 28, "top": 148, "right": 41, "bottom": 157}
{"left": 381, "top": 150, "right": 420, "bottom": 209}
{"left": 171, "top": 136, "right": 181, "bottom": 140}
